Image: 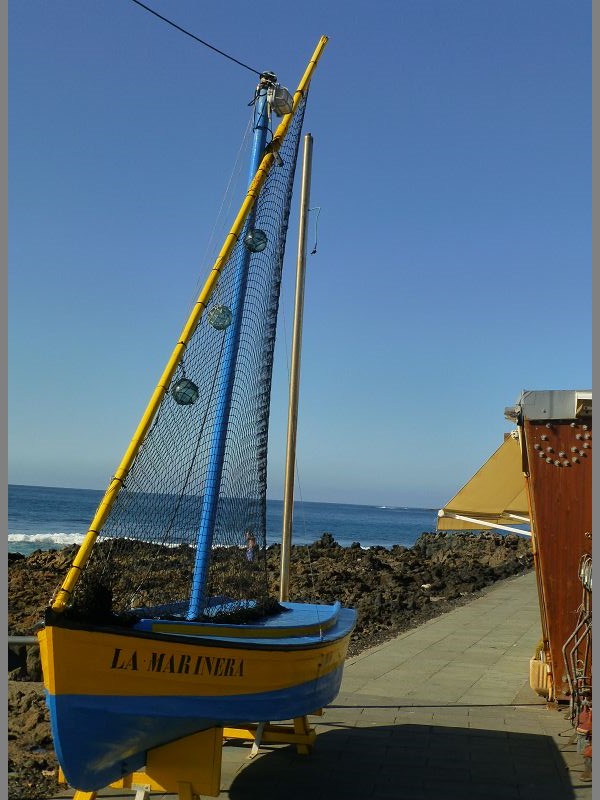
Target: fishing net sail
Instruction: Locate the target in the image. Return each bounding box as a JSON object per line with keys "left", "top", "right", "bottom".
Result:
{"left": 62, "top": 96, "right": 307, "bottom": 626}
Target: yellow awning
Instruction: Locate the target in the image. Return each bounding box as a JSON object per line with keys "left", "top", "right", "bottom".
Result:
{"left": 437, "top": 433, "right": 530, "bottom": 533}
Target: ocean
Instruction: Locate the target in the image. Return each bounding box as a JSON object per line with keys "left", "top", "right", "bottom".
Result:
{"left": 7, "top": 484, "right": 440, "bottom": 557}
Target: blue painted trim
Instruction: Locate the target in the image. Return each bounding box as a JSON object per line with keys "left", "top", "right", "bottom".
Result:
{"left": 103, "top": 606, "right": 355, "bottom": 649}
{"left": 135, "top": 601, "right": 344, "bottom": 641}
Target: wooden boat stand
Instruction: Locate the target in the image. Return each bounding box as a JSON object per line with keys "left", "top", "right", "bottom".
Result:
{"left": 64, "top": 712, "right": 320, "bottom": 800}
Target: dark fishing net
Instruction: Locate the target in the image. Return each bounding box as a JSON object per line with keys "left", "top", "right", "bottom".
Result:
{"left": 67, "top": 96, "right": 307, "bottom": 625}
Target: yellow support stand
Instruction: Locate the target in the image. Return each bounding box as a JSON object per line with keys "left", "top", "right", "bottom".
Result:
{"left": 223, "top": 712, "right": 321, "bottom": 757}
{"left": 64, "top": 712, "right": 322, "bottom": 800}
{"left": 67, "top": 727, "right": 222, "bottom": 800}
{"left": 111, "top": 727, "right": 223, "bottom": 798}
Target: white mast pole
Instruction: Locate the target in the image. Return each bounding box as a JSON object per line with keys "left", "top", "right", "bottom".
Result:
{"left": 280, "top": 133, "right": 313, "bottom": 602}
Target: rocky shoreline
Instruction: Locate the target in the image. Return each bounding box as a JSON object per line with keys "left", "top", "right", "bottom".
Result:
{"left": 8, "top": 531, "right": 533, "bottom": 800}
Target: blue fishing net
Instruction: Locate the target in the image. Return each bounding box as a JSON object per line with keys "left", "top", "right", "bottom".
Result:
{"left": 69, "top": 94, "right": 307, "bottom": 623}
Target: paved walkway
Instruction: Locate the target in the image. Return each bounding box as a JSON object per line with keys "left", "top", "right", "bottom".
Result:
{"left": 51, "top": 572, "right": 591, "bottom": 799}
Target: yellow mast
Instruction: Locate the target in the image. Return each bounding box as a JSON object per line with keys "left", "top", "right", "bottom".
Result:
{"left": 51, "top": 36, "right": 329, "bottom": 613}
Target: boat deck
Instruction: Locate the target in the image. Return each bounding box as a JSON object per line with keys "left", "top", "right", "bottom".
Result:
{"left": 133, "top": 601, "right": 354, "bottom": 646}
{"left": 48, "top": 572, "right": 591, "bottom": 800}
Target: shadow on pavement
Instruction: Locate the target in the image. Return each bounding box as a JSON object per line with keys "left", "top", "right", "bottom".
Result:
{"left": 227, "top": 724, "right": 576, "bottom": 800}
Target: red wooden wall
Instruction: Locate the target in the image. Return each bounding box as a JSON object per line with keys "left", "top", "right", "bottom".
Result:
{"left": 522, "top": 418, "right": 592, "bottom": 701}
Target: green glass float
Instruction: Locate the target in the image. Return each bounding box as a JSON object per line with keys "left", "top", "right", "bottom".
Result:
{"left": 207, "top": 305, "right": 233, "bottom": 331}
{"left": 171, "top": 378, "right": 199, "bottom": 406}
{"left": 244, "top": 228, "right": 268, "bottom": 253}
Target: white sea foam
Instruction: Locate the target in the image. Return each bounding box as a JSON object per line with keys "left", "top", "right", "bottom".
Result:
{"left": 8, "top": 532, "right": 85, "bottom": 546}
{"left": 7, "top": 532, "right": 245, "bottom": 551}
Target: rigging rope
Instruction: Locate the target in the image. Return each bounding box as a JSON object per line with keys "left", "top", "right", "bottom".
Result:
{"left": 190, "top": 115, "right": 253, "bottom": 311}
{"left": 129, "top": 0, "right": 262, "bottom": 76}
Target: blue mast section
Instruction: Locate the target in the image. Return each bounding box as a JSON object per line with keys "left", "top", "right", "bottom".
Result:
{"left": 187, "top": 78, "right": 271, "bottom": 619}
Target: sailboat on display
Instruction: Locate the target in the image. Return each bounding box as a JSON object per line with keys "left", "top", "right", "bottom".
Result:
{"left": 37, "top": 36, "right": 356, "bottom": 795}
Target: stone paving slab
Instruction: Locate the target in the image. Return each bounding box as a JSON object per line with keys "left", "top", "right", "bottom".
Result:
{"left": 49, "top": 572, "right": 592, "bottom": 800}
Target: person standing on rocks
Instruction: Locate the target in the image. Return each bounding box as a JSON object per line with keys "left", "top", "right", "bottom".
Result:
{"left": 245, "top": 529, "right": 258, "bottom": 562}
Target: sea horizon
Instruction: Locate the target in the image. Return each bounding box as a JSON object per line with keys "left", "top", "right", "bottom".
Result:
{"left": 7, "top": 482, "right": 440, "bottom": 512}
{"left": 8, "top": 483, "right": 442, "bottom": 557}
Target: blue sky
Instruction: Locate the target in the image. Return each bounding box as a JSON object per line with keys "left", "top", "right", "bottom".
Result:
{"left": 9, "top": 1, "right": 591, "bottom": 507}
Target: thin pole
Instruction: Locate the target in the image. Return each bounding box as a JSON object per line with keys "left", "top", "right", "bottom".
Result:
{"left": 280, "top": 133, "right": 313, "bottom": 602}
{"left": 51, "top": 36, "right": 329, "bottom": 614}
{"left": 437, "top": 511, "right": 532, "bottom": 537}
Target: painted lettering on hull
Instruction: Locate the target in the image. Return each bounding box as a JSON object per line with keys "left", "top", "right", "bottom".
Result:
{"left": 110, "top": 648, "right": 244, "bottom": 677}
{"left": 110, "top": 648, "right": 138, "bottom": 671}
